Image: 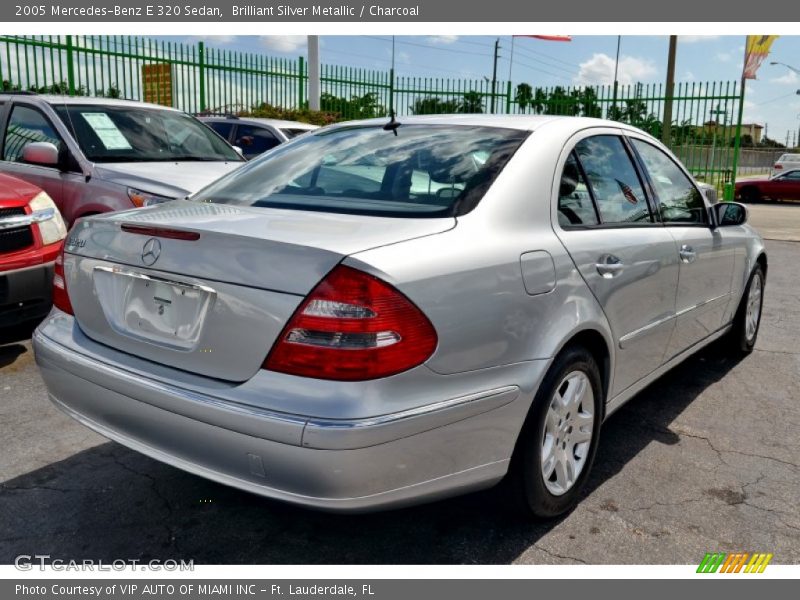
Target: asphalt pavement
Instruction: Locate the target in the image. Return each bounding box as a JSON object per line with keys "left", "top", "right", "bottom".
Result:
{"left": 1, "top": 210, "right": 799, "bottom": 565}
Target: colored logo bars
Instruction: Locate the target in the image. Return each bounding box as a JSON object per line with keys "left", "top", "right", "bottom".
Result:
{"left": 697, "top": 552, "right": 773, "bottom": 573}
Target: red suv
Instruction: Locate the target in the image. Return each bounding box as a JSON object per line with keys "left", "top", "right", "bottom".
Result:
{"left": 0, "top": 172, "right": 67, "bottom": 328}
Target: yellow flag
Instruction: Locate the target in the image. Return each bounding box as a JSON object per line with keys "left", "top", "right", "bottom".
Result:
{"left": 743, "top": 35, "right": 779, "bottom": 79}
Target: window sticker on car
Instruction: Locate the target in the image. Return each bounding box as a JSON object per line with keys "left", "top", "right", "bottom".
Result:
{"left": 80, "top": 112, "right": 133, "bottom": 150}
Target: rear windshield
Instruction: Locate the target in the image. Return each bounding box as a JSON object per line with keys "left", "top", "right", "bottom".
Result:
{"left": 281, "top": 127, "right": 314, "bottom": 139}
{"left": 779, "top": 154, "right": 800, "bottom": 162}
{"left": 191, "top": 124, "right": 528, "bottom": 217}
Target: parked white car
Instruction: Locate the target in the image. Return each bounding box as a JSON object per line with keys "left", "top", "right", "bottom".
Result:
{"left": 771, "top": 153, "right": 800, "bottom": 177}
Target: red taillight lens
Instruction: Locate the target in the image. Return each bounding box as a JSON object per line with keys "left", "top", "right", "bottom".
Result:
{"left": 775, "top": 164, "right": 783, "bottom": 170}
{"left": 263, "top": 265, "right": 437, "bottom": 381}
{"left": 52, "top": 242, "right": 73, "bottom": 315}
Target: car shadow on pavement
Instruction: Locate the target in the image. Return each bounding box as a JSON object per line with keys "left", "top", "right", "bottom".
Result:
{"left": 0, "top": 341, "right": 744, "bottom": 565}
{"left": 0, "top": 320, "right": 39, "bottom": 348}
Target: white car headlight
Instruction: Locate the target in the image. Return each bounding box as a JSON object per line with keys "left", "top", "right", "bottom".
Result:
{"left": 128, "top": 188, "right": 176, "bottom": 208}
{"left": 28, "top": 191, "right": 67, "bottom": 246}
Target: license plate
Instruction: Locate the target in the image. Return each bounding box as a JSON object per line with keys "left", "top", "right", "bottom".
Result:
{"left": 93, "top": 266, "right": 216, "bottom": 350}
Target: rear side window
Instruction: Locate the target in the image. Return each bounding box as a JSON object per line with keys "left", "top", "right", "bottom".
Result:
{"left": 574, "top": 135, "right": 652, "bottom": 225}
{"left": 558, "top": 152, "right": 599, "bottom": 226}
{"left": 192, "top": 125, "right": 528, "bottom": 218}
{"left": 234, "top": 124, "right": 281, "bottom": 159}
{"left": 3, "top": 105, "right": 62, "bottom": 163}
{"left": 631, "top": 139, "right": 706, "bottom": 224}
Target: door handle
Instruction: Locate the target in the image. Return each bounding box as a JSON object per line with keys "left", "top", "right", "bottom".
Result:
{"left": 596, "top": 254, "right": 624, "bottom": 278}
{"left": 679, "top": 244, "right": 697, "bottom": 263}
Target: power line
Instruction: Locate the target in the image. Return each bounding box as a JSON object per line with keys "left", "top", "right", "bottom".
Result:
{"left": 511, "top": 47, "right": 581, "bottom": 74}
{"left": 364, "top": 35, "right": 494, "bottom": 58}
{"left": 753, "top": 91, "right": 798, "bottom": 107}
{"left": 511, "top": 43, "right": 582, "bottom": 69}
{"left": 510, "top": 58, "right": 574, "bottom": 82}
{"left": 322, "top": 47, "right": 486, "bottom": 78}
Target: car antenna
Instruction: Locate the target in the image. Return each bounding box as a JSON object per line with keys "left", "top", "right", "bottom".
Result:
{"left": 383, "top": 111, "right": 400, "bottom": 136}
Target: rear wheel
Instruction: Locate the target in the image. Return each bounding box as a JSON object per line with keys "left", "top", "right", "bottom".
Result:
{"left": 508, "top": 346, "right": 603, "bottom": 518}
{"left": 740, "top": 187, "right": 761, "bottom": 203}
{"left": 728, "top": 265, "right": 765, "bottom": 354}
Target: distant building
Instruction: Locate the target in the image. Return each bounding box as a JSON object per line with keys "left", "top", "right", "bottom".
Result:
{"left": 699, "top": 121, "right": 764, "bottom": 144}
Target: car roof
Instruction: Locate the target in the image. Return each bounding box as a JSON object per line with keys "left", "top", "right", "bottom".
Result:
{"left": 0, "top": 94, "right": 183, "bottom": 112}
{"left": 324, "top": 114, "right": 642, "bottom": 133}
{"left": 200, "top": 116, "right": 318, "bottom": 129}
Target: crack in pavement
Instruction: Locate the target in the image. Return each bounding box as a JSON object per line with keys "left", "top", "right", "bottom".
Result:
{"left": 111, "top": 456, "right": 182, "bottom": 554}
{"left": 530, "top": 543, "right": 588, "bottom": 565}
{"left": 626, "top": 495, "right": 707, "bottom": 513}
{"left": 661, "top": 425, "right": 800, "bottom": 472}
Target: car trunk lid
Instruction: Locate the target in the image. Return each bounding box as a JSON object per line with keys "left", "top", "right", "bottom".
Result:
{"left": 62, "top": 201, "right": 454, "bottom": 381}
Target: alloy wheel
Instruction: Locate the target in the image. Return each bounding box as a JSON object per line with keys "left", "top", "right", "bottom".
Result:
{"left": 746, "top": 272, "right": 763, "bottom": 344}
{"left": 541, "top": 370, "right": 595, "bottom": 496}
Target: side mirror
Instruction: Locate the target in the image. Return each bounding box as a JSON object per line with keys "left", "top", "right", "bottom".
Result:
{"left": 232, "top": 145, "right": 244, "bottom": 156}
{"left": 22, "top": 142, "right": 59, "bottom": 167}
{"left": 713, "top": 202, "right": 748, "bottom": 227}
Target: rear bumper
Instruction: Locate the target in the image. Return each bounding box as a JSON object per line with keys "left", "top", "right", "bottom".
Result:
{"left": 33, "top": 316, "right": 541, "bottom": 512}
{"left": 0, "top": 261, "right": 53, "bottom": 327}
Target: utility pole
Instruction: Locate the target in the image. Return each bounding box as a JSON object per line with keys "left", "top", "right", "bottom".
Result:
{"left": 308, "top": 35, "right": 320, "bottom": 111}
{"left": 611, "top": 35, "right": 621, "bottom": 116}
{"left": 490, "top": 38, "right": 500, "bottom": 114}
{"left": 662, "top": 35, "right": 677, "bottom": 146}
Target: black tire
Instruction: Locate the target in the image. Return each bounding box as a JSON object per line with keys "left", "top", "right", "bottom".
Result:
{"left": 740, "top": 187, "right": 761, "bottom": 204}
{"left": 729, "top": 264, "right": 765, "bottom": 354}
{"left": 507, "top": 345, "right": 604, "bottom": 519}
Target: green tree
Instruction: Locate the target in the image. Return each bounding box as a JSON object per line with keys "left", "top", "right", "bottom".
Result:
{"left": 544, "top": 86, "right": 580, "bottom": 116}
{"left": 97, "top": 83, "right": 122, "bottom": 98}
{"left": 577, "top": 87, "right": 602, "bottom": 118}
{"left": 320, "top": 92, "right": 385, "bottom": 119}
{"left": 514, "top": 83, "right": 533, "bottom": 113}
{"left": 410, "top": 96, "right": 460, "bottom": 115}
{"left": 458, "top": 91, "right": 484, "bottom": 113}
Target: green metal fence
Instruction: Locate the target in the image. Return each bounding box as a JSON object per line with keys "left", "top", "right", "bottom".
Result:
{"left": 0, "top": 34, "right": 742, "bottom": 191}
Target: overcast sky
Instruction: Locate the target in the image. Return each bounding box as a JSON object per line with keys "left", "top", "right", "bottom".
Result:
{"left": 164, "top": 35, "right": 800, "bottom": 144}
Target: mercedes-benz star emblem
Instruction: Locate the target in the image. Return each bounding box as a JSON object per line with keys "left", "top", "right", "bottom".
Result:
{"left": 141, "top": 238, "right": 162, "bottom": 266}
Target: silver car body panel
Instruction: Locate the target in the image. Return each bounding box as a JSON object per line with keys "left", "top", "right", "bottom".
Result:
{"left": 34, "top": 115, "right": 767, "bottom": 511}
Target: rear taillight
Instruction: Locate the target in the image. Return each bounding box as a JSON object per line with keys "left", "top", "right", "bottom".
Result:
{"left": 263, "top": 265, "right": 437, "bottom": 381}
{"left": 52, "top": 242, "right": 74, "bottom": 315}
{"left": 775, "top": 164, "right": 783, "bottom": 170}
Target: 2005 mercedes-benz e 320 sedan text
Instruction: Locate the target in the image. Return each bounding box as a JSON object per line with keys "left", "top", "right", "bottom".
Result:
{"left": 33, "top": 116, "right": 766, "bottom": 517}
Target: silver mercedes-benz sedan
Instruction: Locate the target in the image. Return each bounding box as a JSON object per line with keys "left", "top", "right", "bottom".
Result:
{"left": 33, "top": 115, "right": 766, "bottom": 517}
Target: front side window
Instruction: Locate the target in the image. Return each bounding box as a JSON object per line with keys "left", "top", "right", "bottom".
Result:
{"left": 574, "top": 135, "right": 652, "bottom": 225}
{"left": 3, "top": 105, "right": 62, "bottom": 163}
{"left": 54, "top": 104, "right": 242, "bottom": 163}
{"left": 207, "top": 121, "right": 234, "bottom": 141}
{"left": 192, "top": 124, "right": 528, "bottom": 218}
{"left": 631, "top": 139, "right": 706, "bottom": 224}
